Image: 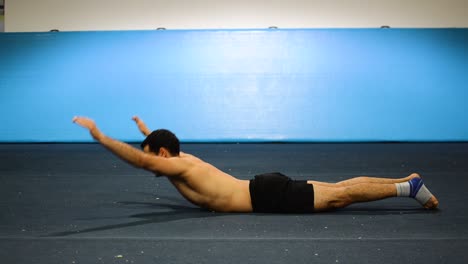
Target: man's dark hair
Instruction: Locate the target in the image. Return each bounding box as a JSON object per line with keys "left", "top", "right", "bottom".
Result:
{"left": 140, "top": 129, "right": 180, "bottom": 156}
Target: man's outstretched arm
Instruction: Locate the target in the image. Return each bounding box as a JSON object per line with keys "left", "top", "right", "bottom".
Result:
{"left": 72, "top": 116, "right": 182, "bottom": 175}
{"left": 132, "top": 116, "right": 151, "bottom": 136}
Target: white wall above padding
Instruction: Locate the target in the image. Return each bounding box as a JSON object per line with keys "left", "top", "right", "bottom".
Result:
{"left": 5, "top": 0, "right": 468, "bottom": 32}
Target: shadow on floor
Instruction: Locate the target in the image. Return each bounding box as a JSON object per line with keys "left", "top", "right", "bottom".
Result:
{"left": 44, "top": 199, "right": 439, "bottom": 237}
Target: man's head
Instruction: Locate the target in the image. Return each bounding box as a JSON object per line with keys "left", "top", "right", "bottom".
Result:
{"left": 141, "top": 129, "right": 180, "bottom": 157}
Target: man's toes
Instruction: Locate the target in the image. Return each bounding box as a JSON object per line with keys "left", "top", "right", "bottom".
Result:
{"left": 424, "top": 196, "right": 439, "bottom": 209}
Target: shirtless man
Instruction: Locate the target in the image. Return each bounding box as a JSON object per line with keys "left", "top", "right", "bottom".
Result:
{"left": 72, "top": 116, "right": 439, "bottom": 213}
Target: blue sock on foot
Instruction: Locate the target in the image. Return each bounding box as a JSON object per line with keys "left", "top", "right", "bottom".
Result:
{"left": 395, "top": 178, "right": 433, "bottom": 205}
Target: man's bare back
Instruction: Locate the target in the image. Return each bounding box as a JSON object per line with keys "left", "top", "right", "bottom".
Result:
{"left": 157, "top": 151, "right": 252, "bottom": 212}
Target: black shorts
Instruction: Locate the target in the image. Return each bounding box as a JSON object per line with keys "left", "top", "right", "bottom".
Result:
{"left": 249, "top": 172, "right": 315, "bottom": 213}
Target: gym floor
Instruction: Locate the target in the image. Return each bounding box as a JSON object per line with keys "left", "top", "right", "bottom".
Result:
{"left": 1, "top": 143, "right": 467, "bottom": 263}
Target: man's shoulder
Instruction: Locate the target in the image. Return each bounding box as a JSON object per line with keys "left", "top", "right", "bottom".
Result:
{"left": 179, "top": 152, "right": 204, "bottom": 163}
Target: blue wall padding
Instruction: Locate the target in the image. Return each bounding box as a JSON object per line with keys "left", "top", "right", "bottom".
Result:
{"left": 0, "top": 29, "right": 467, "bottom": 142}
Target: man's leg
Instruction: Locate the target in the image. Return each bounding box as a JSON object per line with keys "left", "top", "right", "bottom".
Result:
{"left": 308, "top": 173, "right": 420, "bottom": 187}
{"left": 313, "top": 183, "right": 396, "bottom": 211}
{"left": 335, "top": 173, "right": 421, "bottom": 187}
{"left": 312, "top": 178, "right": 439, "bottom": 212}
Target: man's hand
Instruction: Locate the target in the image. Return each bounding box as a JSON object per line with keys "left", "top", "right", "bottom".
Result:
{"left": 132, "top": 116, "right": 151, "bottom": 136}
{"left": 73, "top": 116, "right": 102, "bottom": 140}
